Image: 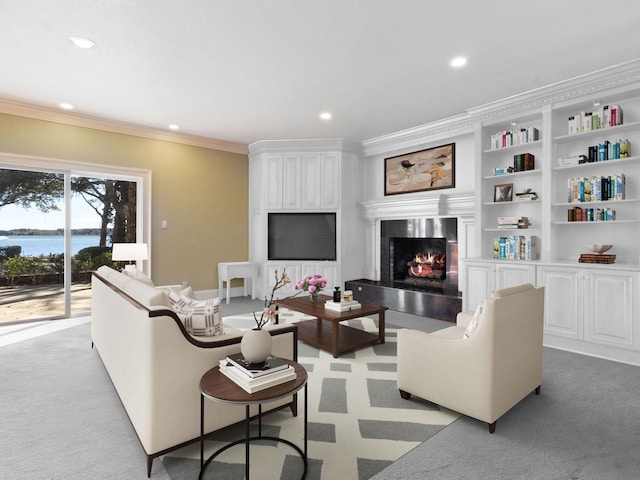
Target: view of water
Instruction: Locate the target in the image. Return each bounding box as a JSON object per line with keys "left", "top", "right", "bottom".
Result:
{"left": 0, "top": 235, "right": 104, "bottom": 257}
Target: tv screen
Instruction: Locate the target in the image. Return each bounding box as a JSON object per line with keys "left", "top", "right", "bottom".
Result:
{"left": 268, "top": 213, "right": 337, "bottom": 261}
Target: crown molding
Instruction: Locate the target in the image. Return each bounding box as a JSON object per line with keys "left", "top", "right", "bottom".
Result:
{"left": 0, "top": 97, "right": 248, "bottom": 155}
{"left": 363, "top": 59, "right": 640, "bottom": 158}
{"left": 466, "top": 58, "right": 640, "bottom": 121}
{"left": 249, "top": 138, "right": 362, "bottom": 156}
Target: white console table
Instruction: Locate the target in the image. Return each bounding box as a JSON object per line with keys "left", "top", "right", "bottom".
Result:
{"left": 217, "top": 262, "right": 258, "bottom": 304}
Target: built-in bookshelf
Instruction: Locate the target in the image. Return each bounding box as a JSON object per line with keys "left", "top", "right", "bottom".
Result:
{"left": 550, "top": 97, "right": 640, "bottom": 265}
{"left": 479, "top": 115, "right": 543, "bottom": 261}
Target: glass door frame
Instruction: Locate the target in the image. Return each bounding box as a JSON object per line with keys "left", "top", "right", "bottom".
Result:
{"left": 0, "top": 152, "right": 151, "bottom": 319}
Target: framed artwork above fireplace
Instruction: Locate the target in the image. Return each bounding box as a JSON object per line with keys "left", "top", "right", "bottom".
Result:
{"left": 384, "top": 142, "right": 455, "bottom": 195}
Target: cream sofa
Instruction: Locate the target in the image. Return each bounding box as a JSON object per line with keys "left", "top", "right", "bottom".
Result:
{"left": 91, "top": 266, "right": 298, "bottom": 476}
{"left": 397, "top": 283, "right": 544, "bottom": 433}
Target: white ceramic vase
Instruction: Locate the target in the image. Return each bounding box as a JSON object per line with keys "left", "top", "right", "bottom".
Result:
{"left": 240, "top": 328, "right": 273, "bottom": 364}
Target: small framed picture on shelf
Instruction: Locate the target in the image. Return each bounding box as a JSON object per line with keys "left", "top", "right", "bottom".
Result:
{"left": 493, "top": 183, "right": 513, "bottom": 202}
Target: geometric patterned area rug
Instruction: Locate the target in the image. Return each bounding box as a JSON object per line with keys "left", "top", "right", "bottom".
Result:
{"left": 162, "top": 310, "right": 460, "bottom": 480}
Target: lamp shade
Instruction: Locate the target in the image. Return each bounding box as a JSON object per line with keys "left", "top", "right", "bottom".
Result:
{"left": 112, "top": 243, "right": 148, "bottom": 262}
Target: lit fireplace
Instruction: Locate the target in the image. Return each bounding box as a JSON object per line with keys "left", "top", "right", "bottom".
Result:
{"left": 407, "top": 251, "right": 445, "bottom": 279}
{"left": 391, "top": 237, "right": 447, "bottom": 289}
{"left": 381, "top": 217, "right": 458, "bottom": 294}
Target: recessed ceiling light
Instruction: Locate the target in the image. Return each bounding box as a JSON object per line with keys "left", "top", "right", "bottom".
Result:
{"left": 449, "top": 56, "right": 467, "bottom": 68}
{"left": 168, "top": 124, "right": 180, "bottom": 130}
{"left": 319, "top": 112, "right": 332, "bottom": 120}
{"left": 59, "top": 102, "right": 74, "bottom": 110}
{"left": 68, "top": 36, "right": 96, "bottom": 49}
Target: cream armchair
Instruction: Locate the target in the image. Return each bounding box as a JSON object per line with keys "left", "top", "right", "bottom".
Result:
{"left": 397, "top": 283, "right": 544, "bottom": 433}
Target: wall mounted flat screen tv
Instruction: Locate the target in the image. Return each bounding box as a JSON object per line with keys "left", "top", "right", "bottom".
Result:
{"left": 268, "top": 212, "right": 337, "bottom": 261}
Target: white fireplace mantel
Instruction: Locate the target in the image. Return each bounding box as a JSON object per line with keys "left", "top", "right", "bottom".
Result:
{"left": 362, "top": 192, "right": 475, "bottom": 221}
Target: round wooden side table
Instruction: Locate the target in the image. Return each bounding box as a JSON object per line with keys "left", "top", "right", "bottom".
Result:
{"left": 199, "top": 359, "right": 308, "bottom": 479}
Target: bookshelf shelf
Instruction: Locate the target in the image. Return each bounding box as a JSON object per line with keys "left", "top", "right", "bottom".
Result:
{"left": 552, "top": 219, "right": 639, "bottom": 225}
{"left": 552, "top": 199, "right": 640, "bottom": 207}
{"left": 551, "top": 155, "right": 640, "bottom": 171}
{"left": 483, "top": 169, "right": 541, "bottom": 180}
{"left": 553, "top": 120, "right": 640, "bottom": 143}
{"left": 483, "top": 139, "right": 542, "bottom": 154}
{"left": 484, "top": 228, "right": 540, "bottom": 232}
{"left": 484, "top": 200, "right": 541, "bottom": 206}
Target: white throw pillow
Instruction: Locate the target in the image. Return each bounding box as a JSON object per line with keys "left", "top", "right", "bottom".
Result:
{"left": 183, "top": 297, "right": 224, "bottom": 337}
{"left": 167, "top": 290, "right": 191, "bottom": 313}
{"left": 464, "top": 301, "right": 484, "bottom": 339}
{"left": 169, "top": 293, "right": 224, "bottom": 337}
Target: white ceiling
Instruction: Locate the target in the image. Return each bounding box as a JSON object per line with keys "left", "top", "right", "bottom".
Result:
{"left": 2, "top": 0, "right": 640, "bottom": 148}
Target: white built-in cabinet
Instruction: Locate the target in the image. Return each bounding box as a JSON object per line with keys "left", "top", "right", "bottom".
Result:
{"left": 463, "top": 84, "right": 640, "bottom": 365}
{"left": 265, "top": 153, "right": 340, "bottom": 210}
{"left": 249, "top": 139, "right": 363, "bottom": 300}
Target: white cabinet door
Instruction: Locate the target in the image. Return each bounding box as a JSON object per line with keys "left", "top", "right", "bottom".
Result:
{"left": 300, "top": 154, "right": 322, "bottom": 209}
{"left": 265, "top": 155, "right": 283, "bottom": 209}
{"left": 463, "top": 261, "right": 495, "bottom": 311}
{"left": 585, "top": 270, "right": 635, "bottom": 347}
{"left": 320, "top": 154, "right": 340, "bottom": 209}
{"left": 537, "top": 266, "right": 582, "bottom": 339}
{"left": 282, "top": 155, "right": 300, "bottom": 209}
{"left": 300, "top": 153, "right": 340, "bottom": 209}
{"left": 495, "top": 263, "right": 536, "bottom": 290}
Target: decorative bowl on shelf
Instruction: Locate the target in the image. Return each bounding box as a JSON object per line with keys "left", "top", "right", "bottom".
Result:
{"left": 585, "top": 244, "right": 613, "bottom": 254}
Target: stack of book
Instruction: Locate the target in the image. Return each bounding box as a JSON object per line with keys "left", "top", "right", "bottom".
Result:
{"left": 579, "top": 253, "right": 616, "bottom": 264}
{"left": 515, "top": 191, "right": 538, "bottom": 201}
{"left": 325, "top": 299, "right": 361, "bottom": 312}
{"left": 513, "top": 153, "right": 535, "bottom": 172}
{"left": 497, "top": 216, "right": 519, "bottom": 229}
{"left": 219, "top": 353, "right": 296, "bottom": 393}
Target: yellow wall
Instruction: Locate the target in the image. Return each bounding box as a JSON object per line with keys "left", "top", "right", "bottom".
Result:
{"left": 0, "top": 112, "right": 249, "bottom": 290}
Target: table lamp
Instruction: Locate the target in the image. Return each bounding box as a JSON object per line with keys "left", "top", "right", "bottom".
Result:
{"left": 112, "top": 243, "right": 148, "bottom": 274}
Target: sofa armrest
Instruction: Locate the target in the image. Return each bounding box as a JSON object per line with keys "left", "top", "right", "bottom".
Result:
{"left": 456, "top": 311, "right": 474, "bottom": 329}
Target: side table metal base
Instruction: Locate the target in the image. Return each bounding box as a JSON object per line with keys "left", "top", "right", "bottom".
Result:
{"left": 199, "top": 384, "right": 308, "bottom": 480}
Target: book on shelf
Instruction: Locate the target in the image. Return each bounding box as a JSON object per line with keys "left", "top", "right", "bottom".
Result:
{"left": 567, "top": 174, "right": 625, "bottom": 203}
{"left": 567, "top": 207, "right": 616, "bottom": 222}
{"left": 219, "top": 359, "right": 297, "bottom": 393}
{"left": 225, "top": 353, "right": 290, "bottom": 378}
{"left": 489, "top": 126, "right": 539, "bottom": 150}
{"left": 579, "top": 253, "right": 616, "bottom": 264}
{"left": 492, "top": 166, "right": 513, "bottom": 175}
{"left": 515, "top": 192, "right": 538, "bottom": 201}
{"left": 567, "top": 105, "right": 623, "bottom": 135}
{"left": 493, "top": 235, "right": 537, "bottom": 260}
{"left": 557, "top": 155, "right": 587, "bottom": 166}
{"left": 325, "top": 299, "right": 361, "bottom": 312}
{"left": 513, "top": 153, "right": 535, "bottom": 172}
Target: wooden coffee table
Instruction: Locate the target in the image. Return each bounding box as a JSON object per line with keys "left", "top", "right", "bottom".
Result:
{"left": 276, "top": 295, "right": 387, "bottom": 358}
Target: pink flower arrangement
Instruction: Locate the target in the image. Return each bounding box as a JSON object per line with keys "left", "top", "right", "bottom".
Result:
{"left": 294, "top": 274, "right": 327, "bottom": 295}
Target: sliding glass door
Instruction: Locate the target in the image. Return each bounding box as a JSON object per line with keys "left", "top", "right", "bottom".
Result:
{"left": 0, "top": 159, "right": 146, "bottom": 325}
